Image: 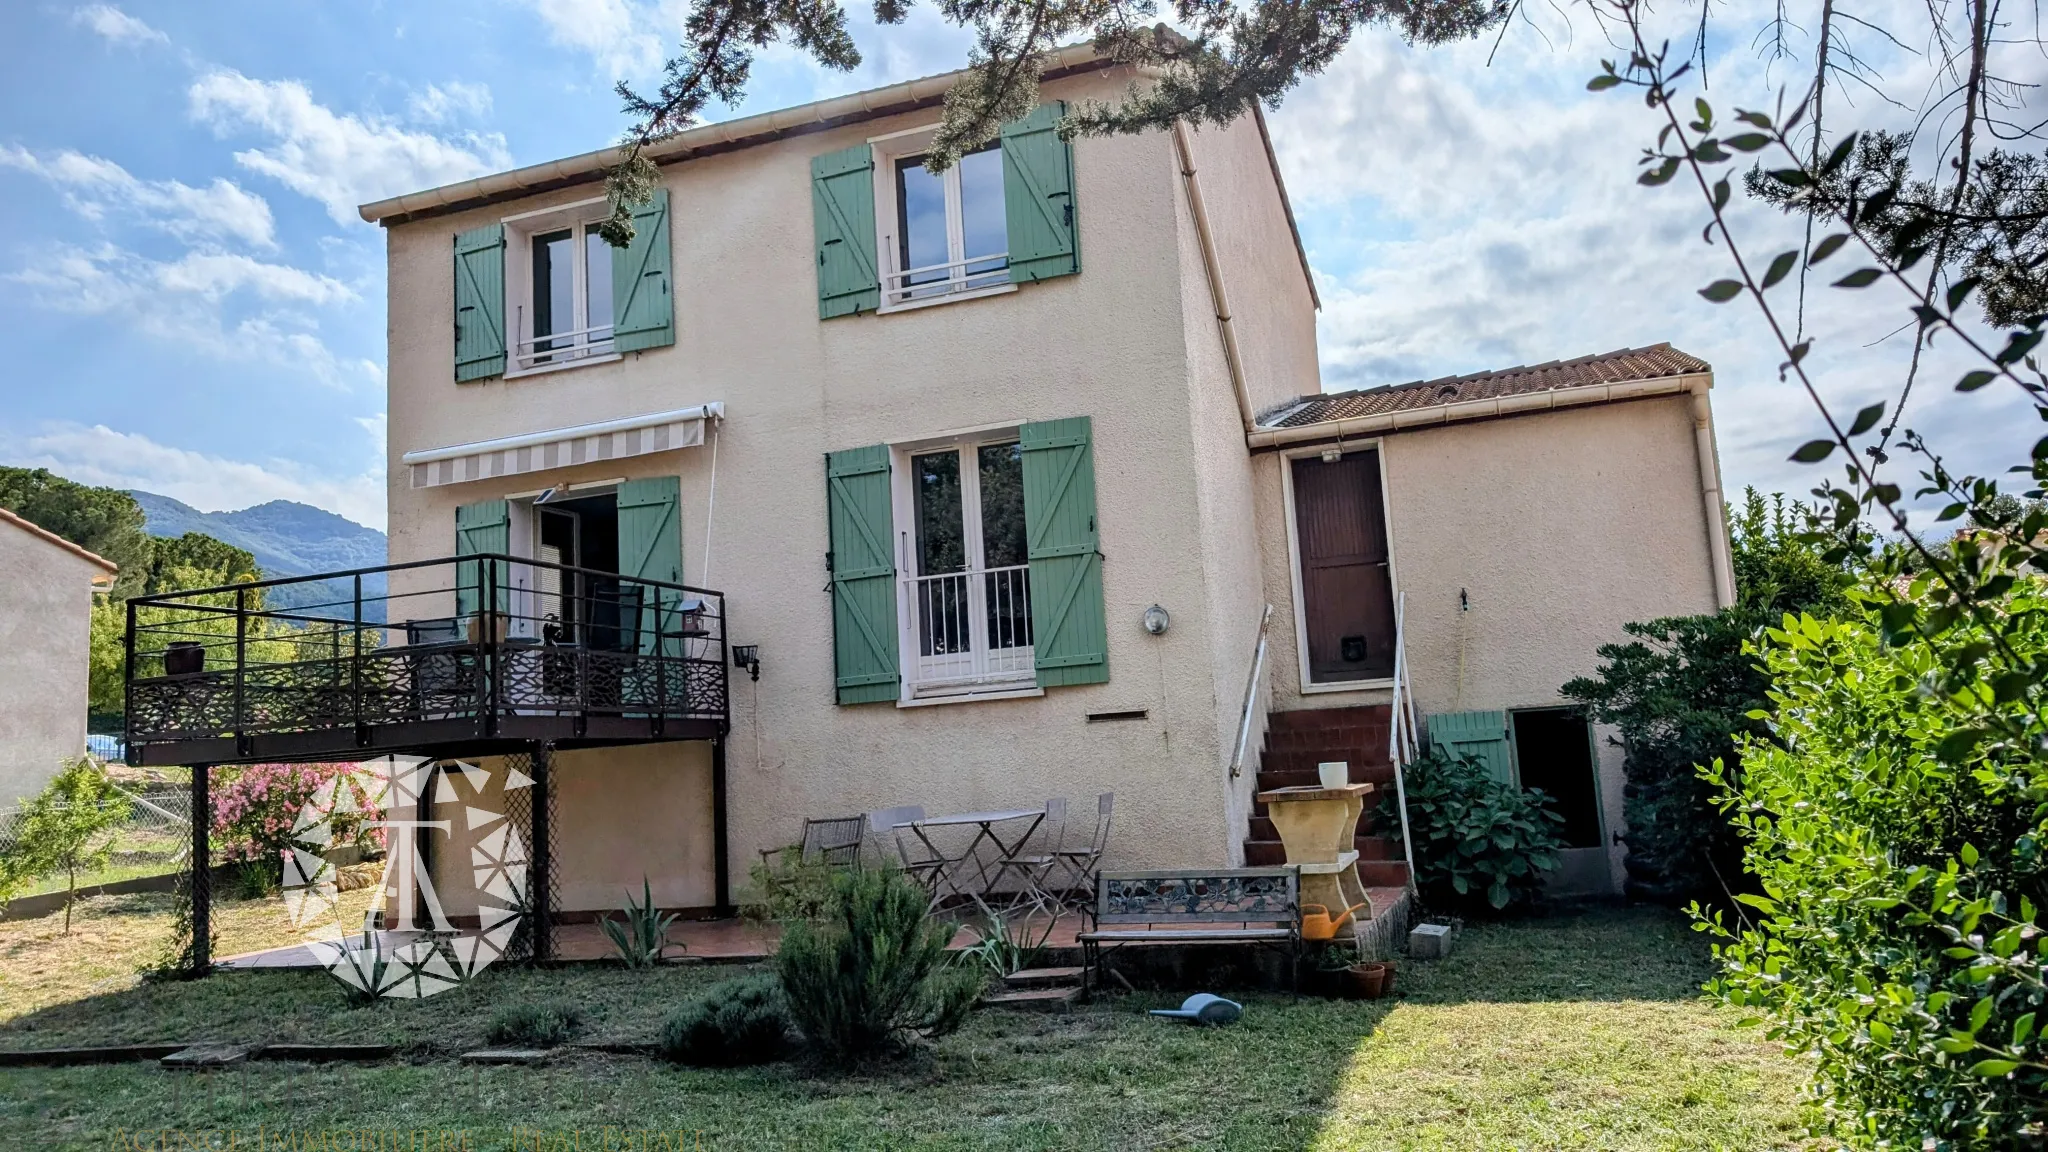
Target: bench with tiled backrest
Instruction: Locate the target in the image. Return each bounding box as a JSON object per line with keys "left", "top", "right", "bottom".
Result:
{"left": 1076, "top": 867, "right": 1300, "bottom": 995}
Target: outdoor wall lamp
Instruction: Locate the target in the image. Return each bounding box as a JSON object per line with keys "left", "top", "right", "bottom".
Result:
{"left": 732, "top": 645, "right": 761, "bottom": 681}
{"left": 1142, "top": 605, "right": 1171, "bottom": 636}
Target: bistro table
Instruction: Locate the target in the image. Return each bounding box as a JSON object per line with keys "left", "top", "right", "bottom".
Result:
{"left": 1253, "top": 783, "right": 1376, "bottom": 943}
{"left": 895, "top": 808, "right": 1046, "bottom": 907}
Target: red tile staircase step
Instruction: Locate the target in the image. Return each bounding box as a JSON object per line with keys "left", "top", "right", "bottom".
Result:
{"left": 1242, "top": 704, "right": 1412, "bottom": 887}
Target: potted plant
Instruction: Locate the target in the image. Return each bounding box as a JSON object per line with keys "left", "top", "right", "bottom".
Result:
{"left": 1312, "top": 941, "right": 1360, "bottom": 997}
{"left": 163, "top": 642, "right": 205, "bottom": 676}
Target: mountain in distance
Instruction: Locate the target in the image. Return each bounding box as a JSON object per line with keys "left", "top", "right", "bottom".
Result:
{"left": 128, "top": 491, "right": 388, "bottom": 621}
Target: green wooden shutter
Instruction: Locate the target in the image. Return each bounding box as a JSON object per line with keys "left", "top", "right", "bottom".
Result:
{"left": 611, "top": 188, "right": 674, "bottom": 353}
{"left": 1021, "top": 416, "right": 1107, "bottom": 687}
{"left": 811, "top": 145, "right": 880, "bottom": 319}
{"left": 617, "top": 476, "right": 684, "bottom": 656}
{"left": 1001, "top": 102, "right": 1079, "bottom": 283}
{"left": 454, "top": 499, "right": 510, "bottom": 620}
{"left": 453, "top": 224, "right": 507, "bottom": 381}
{"left": 1427, "top": 710, "right": 1517, "bottom": 787}
{"left": 826, "top": 446, "right": 899, "bottom": 703}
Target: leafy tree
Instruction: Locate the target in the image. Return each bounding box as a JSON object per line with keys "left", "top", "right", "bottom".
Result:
{"left": 1562, "top": 489, "right": 1852, "bottom": 901}
{"left": 1586, "top": 0, "right": 2048, "bottom": 1139}
{"left": 0, "top": 467, "right": 152, "bottom": 600}
{"left": 1, "top": 759, "right": 132, "bottom": 932}
{"left": 595, "top": 0, "right": 1509, "bottom": 244}
{"left": 1700, "top": 592, "right": 2047, "bottom": 1148}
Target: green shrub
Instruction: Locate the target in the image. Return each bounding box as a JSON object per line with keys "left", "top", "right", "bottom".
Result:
{"left": 659, "top": 975, "right": 791, "bottom": 1066}
{"left": 1384, "top": 749, "right": 1565, "bottom": 911}
{"left": 775, "top": 867, "right": 982, "bottom": 1058}
{"left": 1699, "top": 593, "right": 2047, "bottom": 1148}
{"left": 484, "top": 1000, "right": 584, "bottom": 1048}
{"left": 741, "top": 848, "right": 841, "bottom": 923}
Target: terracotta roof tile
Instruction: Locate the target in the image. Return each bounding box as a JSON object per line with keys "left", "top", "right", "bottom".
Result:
{"left": 0, "top": 506, "right": 120, "bottom": 578}
{"left": 1260, "top": 344, "right": 1711, "bottom": 429}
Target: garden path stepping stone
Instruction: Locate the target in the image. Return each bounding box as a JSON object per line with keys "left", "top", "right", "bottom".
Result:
{"left": 460, "top": 1048, "right": 552, "bottom": 1065}
{"left": 161, "top": 1044, "right": 253, "bottom": 1069}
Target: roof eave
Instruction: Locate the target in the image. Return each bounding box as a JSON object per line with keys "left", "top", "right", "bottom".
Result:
{"left": 1246, "top": 370, "right": 1714, "bottom": 450}
{"left": 358, "top": 42, "right": 1118, "bottom": 227}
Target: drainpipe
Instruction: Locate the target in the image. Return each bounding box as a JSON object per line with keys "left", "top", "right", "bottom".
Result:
{"left": 1172, "top": 120, "right": 1256, "bottom": 436}
{"left": 1690, "top": 380, "right": 1737, "bottom": 609}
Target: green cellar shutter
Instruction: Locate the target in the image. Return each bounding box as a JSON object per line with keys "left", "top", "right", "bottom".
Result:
{"left": 617, "top": 476, "right": 684, "bottom": 656}
{"left": 811, "top": 145, "right": 880, "bottom": 319}
{"left": 454, "top": 499, "right": 511, "bottom": 620}
{"left": 1001, "top": 102, "right": 1079, "bottom": 284}
{"left": 1021, "top": 416, "right": 1107, "bottom": 687}
{"left": 1427, "top": 710, "right": 1516, "bottom": 787}
{"left": 453, "top": 224, "right": 507, "bottom": 381}
{"left": 611, "top": 188, "right": 675, "bottom": 353}
{"left": 826, "top": 446, "right": 899, "bottom": 703}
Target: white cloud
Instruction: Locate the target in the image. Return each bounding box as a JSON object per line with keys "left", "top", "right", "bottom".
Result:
{"left": 410, "top": 81, "right": 494, "bottom": 124}
{"left": 9, "top": 423, "right": 385, "bottom": 531}
{"left": 188, "top": 70, "right": 510, "bottom": 223}
{"left": 0, "top": 146, "right": 276, "bottom": 250}
{"left": 11, "top": 242, "right": 377, "bottom": 390}
{"left": 154, "top": 252, "right": 354, "bottom": 304}
{"left": 73, "top": 4, "right": 168, "bottom": 47}
{"left": 1263, "top": 6, "right": 2042, "bottom": 507}
{"left": 517, "top": 0, "right": 666, "bottom": 80}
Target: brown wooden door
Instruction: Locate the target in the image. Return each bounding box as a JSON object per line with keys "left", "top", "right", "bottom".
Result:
{"left": 1292, "top": 451, "right": 1396, "bottom": 681}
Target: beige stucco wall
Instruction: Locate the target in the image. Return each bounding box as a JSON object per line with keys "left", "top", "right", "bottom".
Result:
{"left": 1252, "top": 393, "right": 1727, "bottom": 890}
{"left": 1170, "top": 118, "right": 1323, "bottom": 862}
{"left": 389, "top": 69, "right": 1315, "bottom": 908}
{"left": 0, "top": 522, "right": 103, "bottom": 806}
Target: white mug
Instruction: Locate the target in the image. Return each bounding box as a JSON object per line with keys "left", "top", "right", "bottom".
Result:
{"left": 1317, "top": 762, "right": 1349, "bottom": 789}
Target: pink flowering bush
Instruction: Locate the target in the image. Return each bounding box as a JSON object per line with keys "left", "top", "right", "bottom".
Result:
{"left": 210, "top": 762, "right": 384, "bottom": 865}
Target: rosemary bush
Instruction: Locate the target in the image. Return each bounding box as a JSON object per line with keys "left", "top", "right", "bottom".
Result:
{"left": 775, "top": 867, "right": 981, "bottom": 1058}
{"left": 659, "top": 975, "right": 790, "bottom": 1066}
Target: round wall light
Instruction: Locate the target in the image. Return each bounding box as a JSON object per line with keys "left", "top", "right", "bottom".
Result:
{"left": 1142, "top": 604, "right": 1171, "bottom": 635}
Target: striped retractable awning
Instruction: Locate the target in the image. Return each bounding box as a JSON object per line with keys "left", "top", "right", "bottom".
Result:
{"left": 401, "top": 404, "right": 723, "bottom": 489}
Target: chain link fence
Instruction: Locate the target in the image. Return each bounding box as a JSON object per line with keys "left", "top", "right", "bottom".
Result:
{"left": 0, "top": 785, "right": 192, "bottom": 879}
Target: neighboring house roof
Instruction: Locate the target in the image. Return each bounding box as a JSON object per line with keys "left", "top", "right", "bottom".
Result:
{"left": 0, "top": 506, "right": 119, "bottom": 582}
{"left": 1257, "top": 344, "right": 1712, "bottom": 430}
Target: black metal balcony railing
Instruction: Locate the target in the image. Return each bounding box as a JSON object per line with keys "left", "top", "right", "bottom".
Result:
{"left": 122, "top": 554, "right": 728, "bottom": 766}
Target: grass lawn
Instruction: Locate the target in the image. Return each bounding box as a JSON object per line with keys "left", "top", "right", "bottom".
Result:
{"left": 0, "top": 901, "right": 1818, "bottom": 1150}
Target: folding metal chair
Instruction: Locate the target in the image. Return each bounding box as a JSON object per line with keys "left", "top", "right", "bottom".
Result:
{"left": 868, "top": 805, "right": 946, "bottom": 893}
{"left": 757, "top": 815, "right": 867, "bottom": 869}
{"left": 1050, "top": 792, "right": 1113, "bottom": 904}
{"left": 988, "top": 796, "right": 1068, "bottom": 915}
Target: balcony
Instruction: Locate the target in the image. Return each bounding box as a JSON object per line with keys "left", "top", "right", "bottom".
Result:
{"left": 122, "top": 554, "right": 728, "bottom": 767}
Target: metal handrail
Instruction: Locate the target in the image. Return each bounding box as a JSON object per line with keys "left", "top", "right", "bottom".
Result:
{"left": 1228, "top": 604, "right": 1274, "bottom": 779}
{"left": 126, "top": 551, "right": 722, "bottom": 607}
{"left": 1387, "top": 591, "right": 1419, "bottom": 894}
{"left": 884, "top": 252, "right": 1008, "bottom": 284}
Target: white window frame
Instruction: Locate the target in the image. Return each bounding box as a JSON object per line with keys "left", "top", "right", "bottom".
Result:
{"left": 1278, "top": 439, "right": 1401, "bottom": 694}
{"left": 501, "top": 197, "right": 620, "bottom": 378}
{"left": 869, "top": 124, "right": 1018, "bottom": 314}
{"left": 888, "top": 425, "right": 1038, "bottom": 702}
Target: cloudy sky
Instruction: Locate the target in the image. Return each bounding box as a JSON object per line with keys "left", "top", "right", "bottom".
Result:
{"left": 0, "top": 0, "right": 2034, "bottom": 531}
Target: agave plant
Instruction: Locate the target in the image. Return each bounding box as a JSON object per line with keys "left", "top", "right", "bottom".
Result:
{"left": 957, "top": 896, "right": 1055, "bottom": 979}
{"left": 600, "top": 877, "right": 680, "bottom": 968}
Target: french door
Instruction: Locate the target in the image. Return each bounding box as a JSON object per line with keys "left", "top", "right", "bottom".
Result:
{"left": 900, "top": 439, "right": 1035, "bottom": 694}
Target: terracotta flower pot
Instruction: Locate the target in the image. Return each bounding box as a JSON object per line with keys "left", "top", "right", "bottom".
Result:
{"left": 1344, "top": 962, "right": 1387, "bottom": 999}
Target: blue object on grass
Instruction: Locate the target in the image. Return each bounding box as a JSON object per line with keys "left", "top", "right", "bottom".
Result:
{"left": 1148, "top": 994, "right": 1243, "bottom": 1026}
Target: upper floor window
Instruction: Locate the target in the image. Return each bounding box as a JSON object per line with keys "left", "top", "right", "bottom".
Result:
{"left": 892, "top": 145, "right": 1008, "bottom": 305}
{"left": 511, "top": 209, "right": 617, "bottom": 374}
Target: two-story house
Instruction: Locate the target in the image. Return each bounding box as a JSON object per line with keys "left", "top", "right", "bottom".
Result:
{"left": 125, "top": 41, "right": 1731, "bottom": 966}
